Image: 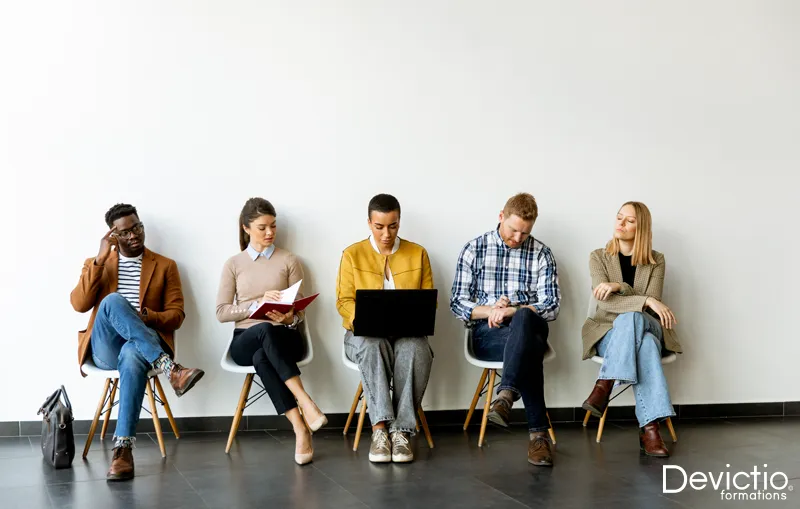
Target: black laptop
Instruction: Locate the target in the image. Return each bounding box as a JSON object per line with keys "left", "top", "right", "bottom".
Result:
{"left": 353, "top": 289, "right": 438, "bottom": 338}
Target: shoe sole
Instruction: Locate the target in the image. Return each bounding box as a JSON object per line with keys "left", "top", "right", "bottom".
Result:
{"left": 581, "top": 402, "right": 605, "bottom": 419}
{"left": 106, "top": 473, "right": 134, "bottom": 482}
{"left": 527, "top": 458, "right": 554, "bottom": 467}
{"left": 639, "top": 447, "right": 670, "bottom": 458}
{"left": 487, "top": 411, "right": 509, "bottom": 428}
{"left": 368, "top": 454, "right": 392, "bottom": 463}
{"left": 175, "top": 370, "right": 205, "bottom": 398}
{"left": 392, "top": 455, "right": 414, "bottom": 463}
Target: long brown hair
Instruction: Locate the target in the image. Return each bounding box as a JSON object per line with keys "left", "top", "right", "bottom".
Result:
{"left": 239, "top": 197, "right": 277, "bottom": 251}
{"left": 605, "top": 201, "right": 656, "bottom": 266}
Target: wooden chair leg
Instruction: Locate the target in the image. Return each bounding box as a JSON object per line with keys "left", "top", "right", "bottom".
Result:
{"left": 343, "top": 382, "right": 363, "bottom": 436}
{"left": 596, "top": 406, "right": 608, "bottom": 443}
{"left": 353, "top": 395, "right": 368, "bottom": 452}
{"left": 478, "top": 369, "right": 496, "bottom": 447}
{"left": 418, "top": 407, "right": 434, "bottom": 449}
{"left": 665, "top": 417, "right": 678, "bottom": 443}
{"left": 464, "top": 369, "right": 489, "bottom": 431}
{"left": 83, "top": 378, "right": 111, "bottom": 459}
{"left": 146, "top": 380, "right": 166, "bottom": 458}
{"left": 546, "top": 412, "right": 556, "bottom": 445}
{"left": 582, "top": 410, "right": 592, "bottom": 427}
{"left": 226, "top": 374, "right": 253, "bottom": 454}
{"left": 100, "top": 379, "right": 118, "bottom": 441}
{"left": 153, "top": 376, "right": 180, "bottom": 438}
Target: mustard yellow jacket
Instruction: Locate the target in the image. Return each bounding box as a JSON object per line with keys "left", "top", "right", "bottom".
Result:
{"left": 336, "top": 238, "right": 434, "bottom": 330}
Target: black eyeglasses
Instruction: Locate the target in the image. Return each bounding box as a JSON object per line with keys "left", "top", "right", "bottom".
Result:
{"left": 115, "top": 223, "right": 144, "bottom": 239}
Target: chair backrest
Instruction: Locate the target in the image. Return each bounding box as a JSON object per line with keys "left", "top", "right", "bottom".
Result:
{"left": 298, "top": 319, "right": 313, "bottom": 366}
{"left": 587, "top": 293, "right": 598, "bottom": 318}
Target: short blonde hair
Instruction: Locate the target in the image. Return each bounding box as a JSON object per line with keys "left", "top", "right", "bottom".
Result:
{"left": 605, "top": 201, "right": 656, "bottom": 266}
{"left": 503, "top": 193, "right": 538, "bottom": 222}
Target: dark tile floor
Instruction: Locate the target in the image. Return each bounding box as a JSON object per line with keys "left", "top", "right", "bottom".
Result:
{"left": 4, "top": 418, "right": 799, "bottom": 509}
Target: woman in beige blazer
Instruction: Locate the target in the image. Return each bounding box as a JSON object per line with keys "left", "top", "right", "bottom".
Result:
{"left": 581, "top": 201, "right": 682, "bottom": 457}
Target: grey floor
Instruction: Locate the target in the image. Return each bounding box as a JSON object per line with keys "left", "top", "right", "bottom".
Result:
{"left": 3, "top": 418, "right": 799, "bottom": 509}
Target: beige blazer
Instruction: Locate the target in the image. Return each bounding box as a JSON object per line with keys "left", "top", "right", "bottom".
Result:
{"left": 581, "top": 248, "right": 682, "bottom": 360}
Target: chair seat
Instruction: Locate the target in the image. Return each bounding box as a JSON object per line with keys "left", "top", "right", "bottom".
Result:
{"left": 219, "top": 320, "right": 314, "bottom": 373}
{"left": 463, "top": 328, "right": 556, "bottom": 369}
{"left": 81, "top": 358, "right": 161, "bottom": 379}
{"left": 342, "top": 344, "right": 359, "bottom": 371}
{"left": 590, "top": 352, "right": 677, "bottom": 365}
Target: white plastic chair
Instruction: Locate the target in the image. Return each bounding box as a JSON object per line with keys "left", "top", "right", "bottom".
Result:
{"left": 341, "top": 342, "right": 434, "bottom": 452}
{"left": 463, "top": 327, "right": 558, "bottom": 447}
{"left": 81, "top": 358, "right": 178, "bottom": 459}
{"left": 582, "top": 294, "right": 678, "bottom": 443}
{"left": 220, "top": 319, "right": 314, "bottom": 453}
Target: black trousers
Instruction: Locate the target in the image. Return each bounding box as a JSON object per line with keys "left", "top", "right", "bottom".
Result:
{"left": 230, "top": 323, "right": 305, "bottom": 415}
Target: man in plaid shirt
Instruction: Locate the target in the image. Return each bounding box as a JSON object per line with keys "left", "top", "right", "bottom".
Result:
{"left": 450, "top": 193, "right": 560, "bottom": 467}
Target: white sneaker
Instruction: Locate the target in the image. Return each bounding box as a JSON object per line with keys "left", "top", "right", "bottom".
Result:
{"left": 390, "top": 432, "right": 414, "bottom": 463}
{"left": 368, "top": 429, "right": 392, "bottom": 463}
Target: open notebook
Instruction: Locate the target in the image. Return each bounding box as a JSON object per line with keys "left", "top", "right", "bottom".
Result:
{"left": 249, "top": 280, "right": 319, "bottom": 320}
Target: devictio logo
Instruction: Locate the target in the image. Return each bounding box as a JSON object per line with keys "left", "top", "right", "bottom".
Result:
{"left": 663, "top": 464, "right": 794, "bottom": 502}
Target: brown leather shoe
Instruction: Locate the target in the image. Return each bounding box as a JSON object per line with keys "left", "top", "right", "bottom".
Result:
{"left": 640, "top": 421, "right": 670, "bottom": 457}
{"left": 527, "top": 433, "right": 553, "bottom": 467}
{"left": 106, "top": 446, "right": 134, "bottom": 481}
{"left": 487, "top": 398, "right": 512, "bottom": 428}
{"left": 581, "top": 379, "right": 614, "bottom": 418}
{"left": 169, "top": 364, "right": 205, "bottom": 397}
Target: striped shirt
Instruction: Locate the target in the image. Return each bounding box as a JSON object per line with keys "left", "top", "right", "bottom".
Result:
{"left": 450, "top": 226, "right": 561, "bottom": 323}
{"left": 117, "top": 254, "right": 142, "bottom": 312}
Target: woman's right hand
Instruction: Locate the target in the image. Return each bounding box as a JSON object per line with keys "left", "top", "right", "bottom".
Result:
{"left": 260, "top": 290, "right": 282, "bottom": 305}
{"left": 645, "top": 297, "right": 677, "bottom": 330}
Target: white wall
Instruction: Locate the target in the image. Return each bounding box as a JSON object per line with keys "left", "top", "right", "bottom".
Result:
{"left": 1, "top": 1, "right": 798, "bottom": 422}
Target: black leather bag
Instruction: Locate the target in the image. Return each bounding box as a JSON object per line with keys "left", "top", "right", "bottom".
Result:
{"left": 37, "top": 385, "right": 75, "bottom": 469}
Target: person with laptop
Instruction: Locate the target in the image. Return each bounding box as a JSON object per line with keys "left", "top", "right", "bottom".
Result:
{"left": 336, "top": 193, "right": 435, "bottom": 463}
{"left": 450, "top": 193, "right": 561, "bottom": 467}
{"left": 217, "top": 197, "right": 327, "bottom": 465}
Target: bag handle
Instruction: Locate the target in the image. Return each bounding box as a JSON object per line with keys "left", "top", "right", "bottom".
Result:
{"left": 59, "top": 385, "right": 72, "bottom": 411}
{"left": 37, "top": 386, "right": 73, "bottom": 416}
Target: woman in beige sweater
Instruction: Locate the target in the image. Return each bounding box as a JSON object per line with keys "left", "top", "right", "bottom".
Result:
{"left": 580, "top": 201, "right": 682, "bottom": 457}
{"left": 216, "top": 197, "right": 326, "bottom": 465}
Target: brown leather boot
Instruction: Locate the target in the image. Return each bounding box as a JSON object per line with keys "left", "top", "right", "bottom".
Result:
{"left": 169, "top": 364, "right": 205, "bottom": 397}
{"left": 640, "top": 421, "right": 670, "bottom": 457}
{"left": 581, "top": 379, "right": 614, "bottom": 418}
{"left": 487, "top": 397, "right": 512, "bottom": 428}
{"left": 106, "top": 446, "right": 134, "bottom": 481}
{"left": 527, "top": 432, "right": 553, "bottom": 467}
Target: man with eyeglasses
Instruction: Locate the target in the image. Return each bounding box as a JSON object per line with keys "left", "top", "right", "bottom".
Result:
{"left": 70, "top": 203, "right": 205, "bottom": 481}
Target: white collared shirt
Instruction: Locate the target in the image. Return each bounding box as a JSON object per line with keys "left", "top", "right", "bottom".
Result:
{"left": 369, "top": 235, "right": 399, "bottom": 290}
{"left": 246, "top": 244, "right": 276, "bottom": 261}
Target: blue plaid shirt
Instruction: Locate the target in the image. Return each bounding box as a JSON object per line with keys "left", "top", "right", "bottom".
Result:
{"left": 450, "top": 227, "right": 561, "bottom": 323}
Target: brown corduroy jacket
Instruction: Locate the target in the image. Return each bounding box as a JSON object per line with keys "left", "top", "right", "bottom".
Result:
{"left": 70, "top": 248, "right": 185, "bottom": 375}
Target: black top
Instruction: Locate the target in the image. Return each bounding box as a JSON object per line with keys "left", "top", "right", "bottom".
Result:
{"left": 618, "top": 253, "right": 636, "bottom": 287}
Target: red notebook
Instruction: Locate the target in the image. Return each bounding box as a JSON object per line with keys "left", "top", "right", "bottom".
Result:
{"left": 249, "top": 293, "right": 319, "bottom": 320}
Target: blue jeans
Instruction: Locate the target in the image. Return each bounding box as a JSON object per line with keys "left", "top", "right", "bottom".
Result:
{"left": 472, "top": 308, "right": 550, "bottom": 432}
{"left": 90, "top": 293, "right": 166, "bottom": 437}
{"left": 596, "top": 311, "right": 675, "bottom": 428}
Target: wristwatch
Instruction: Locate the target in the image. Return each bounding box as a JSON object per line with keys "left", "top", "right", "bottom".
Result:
{"left": 287, "top": 315, "right": 300, "bottom": 329}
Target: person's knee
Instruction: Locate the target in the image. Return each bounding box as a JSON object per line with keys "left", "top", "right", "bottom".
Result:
{"left": 117, "top": 344, "right": 148, "bottom": 376}
{"left": 614, "top": 311, "right": 645, "bottom": 327}
{"left": 513, "top": 307, "right": 548, "bottom": 330}
{"left": 395, "top": 337, "right": 433, "bottom": 364}
{"left": 99, "top": 292, "right": 130, "bottom": 314}
{"left": 361, "top": 337, "right": 391, "bottom": 358}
